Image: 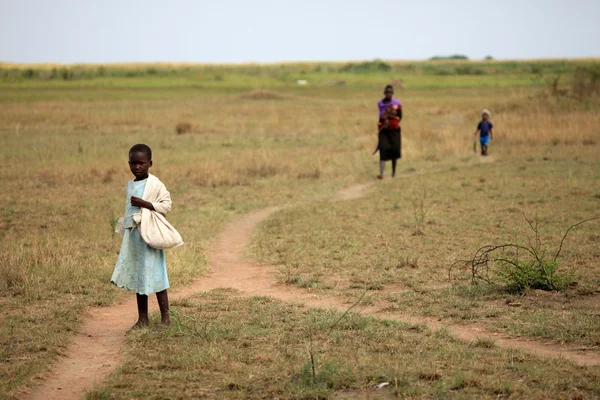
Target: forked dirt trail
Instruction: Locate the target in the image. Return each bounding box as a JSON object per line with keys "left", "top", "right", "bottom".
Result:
{"left": 22, "top": 179, "right": 600, "bottom": 400}
{"left": 198, "top": 201, "right": 600, "bottom": 368}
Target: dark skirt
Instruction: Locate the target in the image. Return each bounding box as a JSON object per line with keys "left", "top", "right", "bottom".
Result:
{"left": 378, "top": 127, "right": 401, "bottom": 161}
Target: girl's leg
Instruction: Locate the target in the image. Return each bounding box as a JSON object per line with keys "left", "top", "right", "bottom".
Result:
{"left": 391, "top": 159, "right": 397, "bottom": 177}
{"left": 378, "top": 161, "right": 385, "bottom": 179}
{"left": 156, "top": 289, "right": 171, "bottom": 325}
{"left": 136, "top": 293, "right": 149, "bottom": 324}
{"left": 127, "top": 293, "right": 149, "bottom": 333}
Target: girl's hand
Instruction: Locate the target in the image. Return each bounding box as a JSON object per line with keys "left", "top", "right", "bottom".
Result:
{"left": 131, "top": 196, "right": 154, "bottom": 210}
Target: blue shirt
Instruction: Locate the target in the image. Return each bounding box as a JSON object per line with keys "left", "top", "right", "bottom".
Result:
{"left": 477, "top": 120, "right": 493, "bottom": 137}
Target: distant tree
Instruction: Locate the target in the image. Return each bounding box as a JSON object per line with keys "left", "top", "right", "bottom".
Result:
{"left": 339, "top": 59, "right": 391, "bottom": 73}
{"left": 429, "top": 55, "right": 469, "bottom": 61}
{"left": 485, "top": 55, "right": 494, "bottom": 60}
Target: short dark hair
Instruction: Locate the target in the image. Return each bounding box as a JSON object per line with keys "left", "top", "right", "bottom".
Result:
{"left": 384, "top": 85, "right": 394, "bottom": 92}
{"left": 129, "top": 144, "right": 152, "bottom": 160}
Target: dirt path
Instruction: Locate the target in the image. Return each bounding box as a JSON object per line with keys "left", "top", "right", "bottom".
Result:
{"left": 21, "top": 298, "right": 136, "bottom": 400}
{"left": 180, "top": 203, "right": 600, "bottom": 367}
{"left": 22, "top": 179, "right": 600, "bottom": 400}
{"left": 332, "top": 182, "right": 373, "bottom": 201}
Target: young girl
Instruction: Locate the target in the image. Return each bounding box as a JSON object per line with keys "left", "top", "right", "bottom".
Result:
{"left": 111, "top": 144, "right": 181, "bottom": 332}
{"left": 374, "top": 85, "right": 402, "bottom": 179}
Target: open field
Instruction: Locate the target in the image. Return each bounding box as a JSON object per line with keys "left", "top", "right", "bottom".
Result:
{"left": 1, "top": 59, "right": 599, "bottom": 399}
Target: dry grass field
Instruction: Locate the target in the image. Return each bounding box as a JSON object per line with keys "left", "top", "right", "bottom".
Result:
{"left": 1, "top": 60, "right": 599, "bottom": 399}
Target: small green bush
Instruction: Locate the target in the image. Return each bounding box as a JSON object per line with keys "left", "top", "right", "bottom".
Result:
{"left": 294, "top": 361, "right": 354, "bottom": 390}
{"left": 495, "top": 257, "right": 573, "bottom": 291}
{"left": 21, "top": 68, "right": 36, "bottom": 79}
{"left": 452, "top": 216, "right": 598, "bottom": 292}
{"left": 60, "top": 68, "right": 72, "bottom": 80}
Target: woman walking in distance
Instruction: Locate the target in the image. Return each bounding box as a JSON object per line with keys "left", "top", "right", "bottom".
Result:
{"left": 374, "top": 85, "right": 402, "bottom": 179}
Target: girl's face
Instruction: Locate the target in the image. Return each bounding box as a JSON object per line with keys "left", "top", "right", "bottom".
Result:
{"left": 384, "top": 89, "right": 394, "bottom": 100}
{"left": 482, "top": 113, "right": 489, "bottom": 120}
{"left": 129, "top": 151, "right": 152, "bottom": 180}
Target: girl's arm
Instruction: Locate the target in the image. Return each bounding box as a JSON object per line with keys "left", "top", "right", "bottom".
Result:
{"left": 490, "top": 128, "right": 493, "bottom": 139}
{"left": 130, "top": 196, "right": 156, "bottom": 211}
{"left": 152, "top": 184, "right": 172, "bottom": 216}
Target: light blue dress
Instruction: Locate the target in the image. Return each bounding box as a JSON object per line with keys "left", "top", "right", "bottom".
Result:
{"left": 111, "top": 178, "right": 170, "bottom": 295}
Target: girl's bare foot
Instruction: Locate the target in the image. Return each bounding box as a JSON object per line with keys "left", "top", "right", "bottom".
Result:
{"left": 126, "top": 320, "right": 149, "bottom": 335}
{"left": 376, "top": 174, "right": 383, "bottom": 180}
{"left": 152, "top": 318, "right": 171, "bottom": 332}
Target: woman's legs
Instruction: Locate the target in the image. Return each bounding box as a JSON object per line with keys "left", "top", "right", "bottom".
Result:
{"left": 378, "top": 161, "right": 385, "bottom": 179}
{"left": 156, "top": 289, "right": 171, "bottom": 325}
{"left": 392, "top": 159, "right": 397, "bottom": 177}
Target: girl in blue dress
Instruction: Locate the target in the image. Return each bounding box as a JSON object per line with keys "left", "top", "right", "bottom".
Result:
{"left": 111, "top": 144, "right": 171, "bottom": 332}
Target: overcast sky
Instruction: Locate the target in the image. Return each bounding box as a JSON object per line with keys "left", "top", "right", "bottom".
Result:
{"left": 1, "top": 0, "right": 599, "bottom": 64}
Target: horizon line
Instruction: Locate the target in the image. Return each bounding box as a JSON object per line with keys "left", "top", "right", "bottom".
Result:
{"left": 1, "top": 57, "right": 599, "bottom": 68}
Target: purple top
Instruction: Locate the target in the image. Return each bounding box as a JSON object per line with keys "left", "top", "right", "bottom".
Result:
{"left": 477, "top": 120, "right": 493, "bottom": 137}
{"left": 378, "top": 98, "right": 402, "bottom": 117}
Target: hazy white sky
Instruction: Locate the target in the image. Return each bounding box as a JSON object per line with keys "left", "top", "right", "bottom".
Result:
{"left": 1, "top": 0, "right": 599, "bottom": 64}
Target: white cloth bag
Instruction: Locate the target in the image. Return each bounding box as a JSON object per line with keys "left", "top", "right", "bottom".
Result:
{"left": 116, "top": 174, "right": 184, "bottom": 250}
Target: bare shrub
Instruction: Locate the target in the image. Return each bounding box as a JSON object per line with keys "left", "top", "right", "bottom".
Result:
{"left": 102, "top": 167, "right": 117, "bottom": 184}
{"left": 175, "top": 122, "right": 192, "bottom": 134}
{"left": 409, "top": 184, "right": 432, "bottom": 236}
{"left": 391, "top": 78, "right": 405, "bottom": 89}
{"left": 450, "top": 215, "right": 599, "bottom": 292}
{"left": 297, "top": 168, "right": 321, "bottom": 180}
{"left": 544, "top": 66, "right": 599, "bottom": 100}
{"left": 245, "top": 163, "right": 278, "bottom": 178}
{"left": 572, "top": 66, "right": 600, "bottom": 100}
{"left": 240, "top": 89, "right": 284, "bottom": 101}
{"left": 547, "top": 74, "right": 567, "bottom": 96}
